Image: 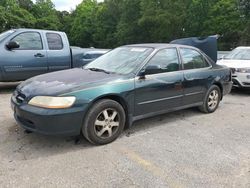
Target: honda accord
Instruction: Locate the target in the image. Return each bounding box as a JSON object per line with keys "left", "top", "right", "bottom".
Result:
{"left": 11, "top": 44, "right": 233, "bottom": 145}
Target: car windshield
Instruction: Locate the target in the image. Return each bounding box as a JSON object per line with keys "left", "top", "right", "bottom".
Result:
{"left": 0, "top": 30, "right": 15, "bottom": 42}
{"left": 85, "top": 47, "right": 153, "bottom": 74}
{"left": 224, "top": 48, "right": 250, "bottom": 60}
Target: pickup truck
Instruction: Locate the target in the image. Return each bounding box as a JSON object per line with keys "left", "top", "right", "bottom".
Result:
{"left": 0, "top": 29, "right": 108, "bottom": 82}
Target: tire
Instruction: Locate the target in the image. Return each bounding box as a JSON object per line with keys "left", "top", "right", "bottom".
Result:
{"left": 199, "top": 85, "right": 221, "bottom": 113}
{"left": 82, "top": 99, "right": 126, "bottom": 145}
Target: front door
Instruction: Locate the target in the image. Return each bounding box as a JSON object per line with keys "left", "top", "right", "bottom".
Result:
{"left": 3, "top": 31, "right": 48, "bottom": 81}
{"left": 134, "top": 48, "right": 184, "bottom": 117}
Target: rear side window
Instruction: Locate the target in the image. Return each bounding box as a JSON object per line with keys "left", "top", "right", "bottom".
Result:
{"left": 11, "top": 32, "right": 43, "bottom": 50}
{"left": 46, "top": 33, "right": 63, "bottom": 50}
{"left": 180, "top": 48, "right": 210, "bottom": 69}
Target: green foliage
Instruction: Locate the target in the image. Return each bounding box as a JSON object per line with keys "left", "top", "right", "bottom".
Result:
{"left": 31, "top": 0, "right": 62, "bottom": 30}
{"left": 0, "top": 0, "right": 249, "bottom": 50}
{"left": 0, "top": 1, "right": 36, "bottom": 32}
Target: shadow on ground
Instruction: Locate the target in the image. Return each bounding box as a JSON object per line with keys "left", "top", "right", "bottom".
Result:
{"left": 0, "top": 82, "right": 20, "bottom": 93}
{"left": 230, "top": 87, "right": 250, "bottom": 96}
{"left": 1, "top": 107, "right": 201, "bottom": 162}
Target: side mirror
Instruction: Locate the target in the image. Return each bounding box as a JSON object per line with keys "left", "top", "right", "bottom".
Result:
{"left": 144, "top": 65, "right": 162, "bottom": 75}
{"left": 139, "top": 65, "right": 162, "bottom": 79}
{"left": 6, "top": 41, "right": 20, "bottom": 50}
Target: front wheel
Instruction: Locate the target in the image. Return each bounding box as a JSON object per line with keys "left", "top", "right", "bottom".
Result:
{"left": 82, "top": 99, "right": 126, "bottom": 145}
{"left": 199, "top": 85, "right": 221, "bottom": 113}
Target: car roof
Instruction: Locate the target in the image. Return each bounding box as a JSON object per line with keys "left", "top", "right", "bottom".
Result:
{"left": 13, "top": 28, "right": 65, "bottom": 34}
{"left": 125, "top": 43, "right": 199, "bottom": 50}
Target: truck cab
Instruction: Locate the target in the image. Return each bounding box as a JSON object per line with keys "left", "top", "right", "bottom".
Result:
{"left": 0, "top": 29, "right": 71, "bottom": 82}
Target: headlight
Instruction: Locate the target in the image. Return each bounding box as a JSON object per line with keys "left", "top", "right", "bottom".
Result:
{"left": 28, "top": 96, "right": 76, "bottom": 109}
{"left": 235, "top": 68, "right": 250, "bottom": 73}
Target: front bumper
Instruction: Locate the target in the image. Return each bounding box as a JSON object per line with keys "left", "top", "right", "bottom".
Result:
{"left": 232, "top": 72, "right": 250, "bottom": 88}
{"left": 11, "top": 97, "right": 88, "bottom": 136}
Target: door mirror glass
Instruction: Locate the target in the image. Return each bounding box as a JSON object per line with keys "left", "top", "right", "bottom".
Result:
{"left": 144, "top": 65, "right": 162, "bottom": 75}
{"left": 6, "top": 41, "right": 20, "bottom": 50}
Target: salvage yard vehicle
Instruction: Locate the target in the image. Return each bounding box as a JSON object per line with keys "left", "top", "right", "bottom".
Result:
{"left": 0, "top": 29, "right": 107, "bottom": 82}
{"left": 11, "top": 43, "right": 233, "bottom": 145}
{"left": 217, "top": 47, "right": 250, "bottom": 88}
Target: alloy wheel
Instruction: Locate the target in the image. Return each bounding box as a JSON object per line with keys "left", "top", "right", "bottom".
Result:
{"left": 207, "top": 90, "right": 219, "bottom": 110}
{"left": 94, "top": 108, "right": 120, "bottom": 139}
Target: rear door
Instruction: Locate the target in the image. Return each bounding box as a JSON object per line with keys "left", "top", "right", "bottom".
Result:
{"left": 46, "top": 32, "right": 71, "bottom": 72}
{"left": 134, "top": 48, "right": 184, "bottom": 116}
{"left": 2, "top": 31, "right": 48, "bottom": 81}
{"left": 179, "top": 47, "right": 212, "bottom": 105}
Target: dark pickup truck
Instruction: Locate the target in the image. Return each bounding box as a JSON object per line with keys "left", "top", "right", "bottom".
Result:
{"left": 0, "top": 29, "right": 108, "bottom": 82}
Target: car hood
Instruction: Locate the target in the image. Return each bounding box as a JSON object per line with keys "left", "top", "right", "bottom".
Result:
{"left": 17, "top": 68, "right": 126, "bottom": 97}
{"left": 217, "top": 59, "right": 250, "bottom": 68}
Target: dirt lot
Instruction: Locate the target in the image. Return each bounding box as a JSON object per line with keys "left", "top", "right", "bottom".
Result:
{"left": 0, "top": 83, "right": 249, "bottom": 188}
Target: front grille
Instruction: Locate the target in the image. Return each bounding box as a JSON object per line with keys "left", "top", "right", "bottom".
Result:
{"left": 243, "top": 82, "right": 250, "bottom": 86}
{"left": 16, "top": 91, "right": 26, "bottom": 104}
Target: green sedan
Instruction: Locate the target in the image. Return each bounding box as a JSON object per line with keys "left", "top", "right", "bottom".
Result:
{"left": 11, "top": 44, "right": 233, "bottom": 145}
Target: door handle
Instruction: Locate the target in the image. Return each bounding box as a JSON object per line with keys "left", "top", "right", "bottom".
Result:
{"left": 184, "top": 76, "right": 195, "bottom": 81}
{"left": 34, "top": 53, "right": 45, "bottom": 58}
{"left": 175, "top": 81, "right": 183, "bottom": 90}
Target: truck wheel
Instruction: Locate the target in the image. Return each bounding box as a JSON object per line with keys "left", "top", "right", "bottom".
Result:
{"left": 199, "top": 85, "right": 221, "bottom": 113}
{"left": 82, "top": 99, "right": 125, "bottom": 145}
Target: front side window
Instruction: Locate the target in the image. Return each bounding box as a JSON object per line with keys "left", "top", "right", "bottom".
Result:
{"left": 180, "top": 48, "right": 209, "bottom": 70}
{"left": 144, "top": 48, "right": 180, "bottom": 74}
{"left": 46, "top": 33, "right": 63, "bottom": 50}
{"left": 11, "top": 32, "right": 43, "bottom": 50}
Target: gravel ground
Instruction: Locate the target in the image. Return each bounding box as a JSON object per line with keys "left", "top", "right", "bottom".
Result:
{"left": 0, "top": 83, "right": 249, "bottom": 188}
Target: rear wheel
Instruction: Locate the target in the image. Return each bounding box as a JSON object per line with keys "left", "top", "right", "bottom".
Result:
{"left": 82, "top": 99, "right": 125, "bottom": 145}
{"left": 199, "top": 85, "right": 221, "bottom": 113}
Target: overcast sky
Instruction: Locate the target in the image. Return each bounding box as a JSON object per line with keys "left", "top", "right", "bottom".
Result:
{"left": 51, "top": 0, "right": 82, "bottom": 11}
{"left": 32, "top": 0, "right": 103, "bottom": 12}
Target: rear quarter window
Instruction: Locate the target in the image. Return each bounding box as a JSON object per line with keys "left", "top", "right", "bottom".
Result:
{"left": 46, "top": 33, "right": 63, "bottom": 50}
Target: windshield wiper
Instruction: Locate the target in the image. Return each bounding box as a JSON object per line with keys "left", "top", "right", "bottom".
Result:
{"left": 87, "top": 68, "right": 111, "bottom": 74}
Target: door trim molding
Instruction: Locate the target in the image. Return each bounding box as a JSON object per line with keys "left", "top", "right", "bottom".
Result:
{"left": 138, "top": 95, "right": 183, "bottom": 105}
{"left": 133, "top": 102, "right": 203, "bottom": 122}
{"left": 184, "top": 91, "right": 204, "bottom": 97}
